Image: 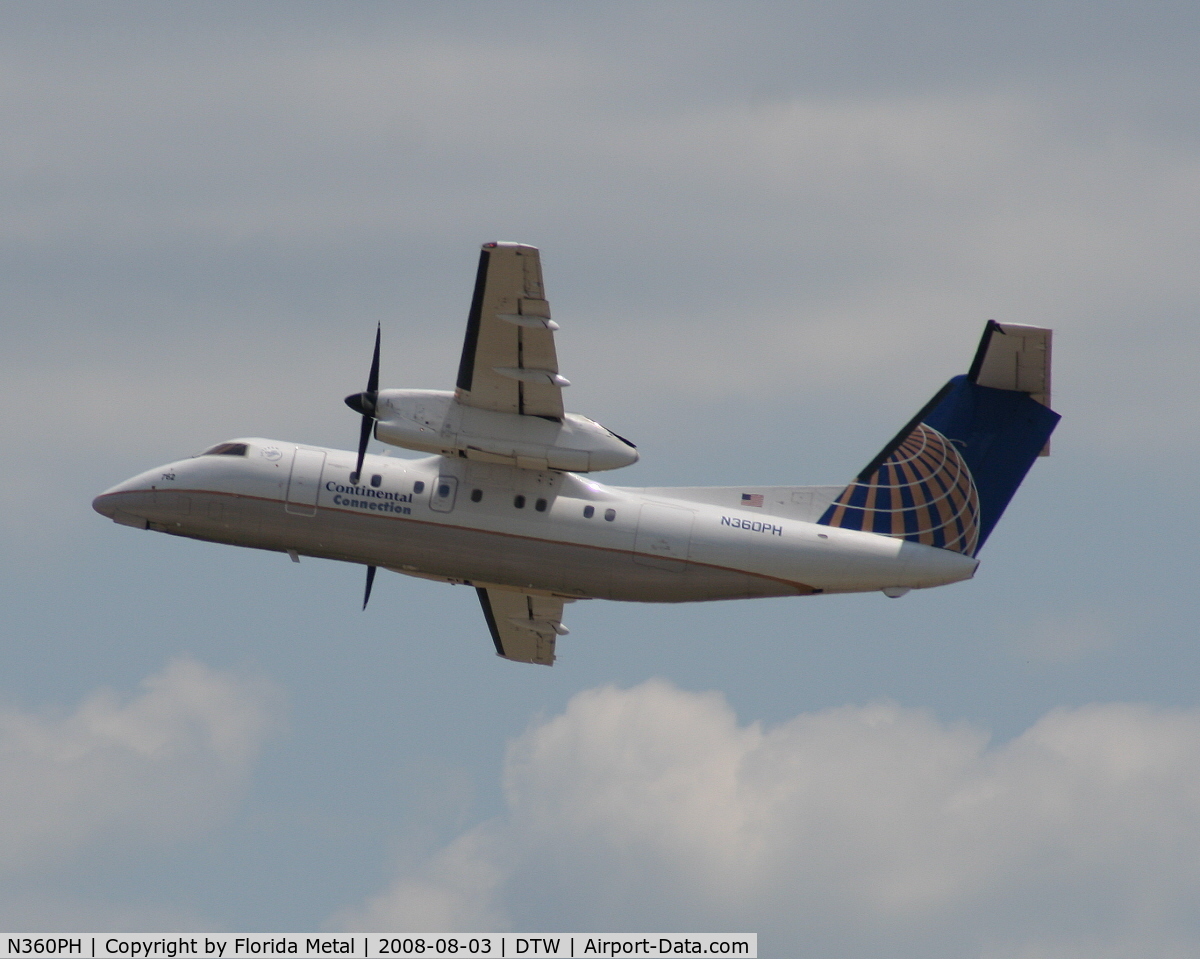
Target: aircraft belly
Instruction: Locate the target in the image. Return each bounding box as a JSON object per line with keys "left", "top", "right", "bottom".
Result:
{"left": 119, "top": 490, "right": 805, "bottom": 603}
{"left": 284, "top": 508, "right": 803, "bottom": 602}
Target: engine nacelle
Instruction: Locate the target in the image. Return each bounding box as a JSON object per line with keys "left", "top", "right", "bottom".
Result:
{"left": 373, "top": 390, "right": 638, "bottom": 472}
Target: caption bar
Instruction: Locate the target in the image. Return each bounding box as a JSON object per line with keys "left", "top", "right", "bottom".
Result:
{"left": 1, "top": 937, "right": 756, "bottom": 959}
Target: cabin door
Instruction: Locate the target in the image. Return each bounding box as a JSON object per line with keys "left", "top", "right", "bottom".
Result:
{"left": 285, "top": 448, "right": 326, "bottom": 516}
{"left": 634, "top": 503, "right": 695, "bottom": 571}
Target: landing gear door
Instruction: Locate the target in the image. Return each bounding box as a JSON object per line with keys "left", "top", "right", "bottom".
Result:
{"left": 430, "top": 476, "right": 458, "bottom": 513}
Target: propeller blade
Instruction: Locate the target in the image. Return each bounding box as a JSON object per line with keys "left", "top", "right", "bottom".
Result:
{"left": 366, "top": 322, "right": 381, "bottom": 394}
{"left": 362, "top": 565, "right": 377, "bottom": 610}
{"left": 350, "top": 324, "right": 382, "bottom": 484}
{"left": 354, "top": 412, "right": 373, "bottom": 485}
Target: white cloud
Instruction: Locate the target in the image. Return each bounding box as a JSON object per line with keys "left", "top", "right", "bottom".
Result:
{"left": 339, "top": 680, "right": 1200, "bottom": 957}
{"left": 0, "top": 658, "right": 283, "bottom": 873}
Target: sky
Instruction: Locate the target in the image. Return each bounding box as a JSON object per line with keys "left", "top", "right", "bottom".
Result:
{"left": 2, "top": 1, "right": 1199, "bottom": 953}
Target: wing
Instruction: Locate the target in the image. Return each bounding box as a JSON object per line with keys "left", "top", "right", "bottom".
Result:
{"left": 455, "top": 242, "right": 567, "bottom": 420}
{"left": 476, "top": 587, "right": 568, "bottom": 666}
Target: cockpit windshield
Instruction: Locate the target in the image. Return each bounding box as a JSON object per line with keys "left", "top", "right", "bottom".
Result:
{"left": 201, "top": 442, "right": 249, "bottom": 457}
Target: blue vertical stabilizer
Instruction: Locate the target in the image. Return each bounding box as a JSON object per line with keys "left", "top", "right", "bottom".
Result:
{"left": 818, "top": 323, "right": 1060, "bottom": 555}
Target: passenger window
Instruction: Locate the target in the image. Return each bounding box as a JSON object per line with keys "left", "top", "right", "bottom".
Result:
{"left": 514, "top": 495, "right": 526, "bottom": 509}
{"left": 583, "top": 505, "right": 595, "bottom": 518}
{"left": 604, "top": 508, "right": 616, "bottom": 522}
{"left": 370, "top": 474, "right": 382, "bottom": 488}
{"left": 470, "top": 489, "right": 483, "bottom": 503}
{"left": 413, "top": 481, "right": 425, "bottom": 494}
{"left": 535, "top": 498, "right": 547, "bottom": 512}
{"left": 438, "top": 483, "right": 451, "bottom": 498}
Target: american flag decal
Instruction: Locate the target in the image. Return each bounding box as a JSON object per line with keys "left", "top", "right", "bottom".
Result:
{"left": 741, "top": 493, "right": 764, "bottom": 507}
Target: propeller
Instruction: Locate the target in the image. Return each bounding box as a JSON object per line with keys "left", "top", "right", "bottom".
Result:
{"left": 345, "top": 325, "right": 382, "bottom": 611}
{"left": 344, "top": 323, "right": 381, "bottom": 485}
{"left": 362, "top": 564, "right": 377, "bottom": 610}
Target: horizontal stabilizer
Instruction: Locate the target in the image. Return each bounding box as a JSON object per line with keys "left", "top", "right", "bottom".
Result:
{"left": 970, "top": 321, "right": 1053, "bottom": 460}
{"left": 969, "top": 321, "right": 1052, "bottom": 408}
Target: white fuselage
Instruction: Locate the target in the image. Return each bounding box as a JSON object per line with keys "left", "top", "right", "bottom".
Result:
{"left": 93, "top": 438, "right": 978, "bottom": 602}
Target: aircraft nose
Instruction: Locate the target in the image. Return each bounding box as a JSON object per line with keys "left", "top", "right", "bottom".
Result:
{"left": 91, "top": 492, "right": 117, "bottom": 518}
{"left": 93, "top": 468, "right": 162, "bottom": 527}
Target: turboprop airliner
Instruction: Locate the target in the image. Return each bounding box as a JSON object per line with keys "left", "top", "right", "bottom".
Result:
{"left": 94, "top": 242, "right": 1060, "bottom": 665}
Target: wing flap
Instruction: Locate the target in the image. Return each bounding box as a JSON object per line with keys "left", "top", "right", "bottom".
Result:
{"left": 456, "top": 243, "right": 565, "bottom": 420}
{"left": 477, "top": 587, "right": 566, "bottom": 666}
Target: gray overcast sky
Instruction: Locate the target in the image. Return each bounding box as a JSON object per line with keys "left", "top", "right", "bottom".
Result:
{"left": 2, "top": 2, "right": 1199, "bottom": 953}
